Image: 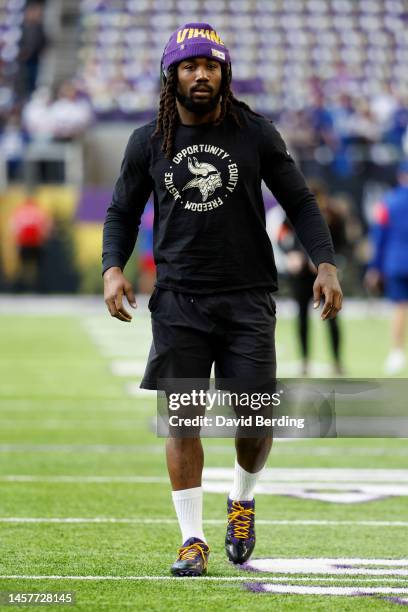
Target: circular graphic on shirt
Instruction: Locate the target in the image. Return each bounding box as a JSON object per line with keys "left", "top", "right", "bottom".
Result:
{"left": 164, "top": 144, "right": 239, "bottom": 213}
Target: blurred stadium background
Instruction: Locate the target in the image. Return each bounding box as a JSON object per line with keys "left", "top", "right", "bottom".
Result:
{"left": 0, "top": 1, "right": 408, "bottom": 610}
{"left": 0, "top": 0, "right": 407, "bottom": 296}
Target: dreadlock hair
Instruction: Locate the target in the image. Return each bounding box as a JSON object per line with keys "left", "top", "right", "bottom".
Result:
{"left": 152, "top": 63, "right": 263, "bottom": 159}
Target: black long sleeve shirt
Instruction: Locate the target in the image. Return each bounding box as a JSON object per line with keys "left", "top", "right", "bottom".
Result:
{"left": 102, "top": 103, "right": 335, "bottom": 293}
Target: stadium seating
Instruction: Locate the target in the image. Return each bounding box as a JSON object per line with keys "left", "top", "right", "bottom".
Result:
{"left": 0, "top": 0, "right": 25, "bottom": 114}
{"left": 76, "top": 0, "right": 408, "bottom": 119}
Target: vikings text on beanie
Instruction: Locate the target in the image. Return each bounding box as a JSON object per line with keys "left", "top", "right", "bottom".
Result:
{"left": 162, "top": 23, "right": 231, "bottom": 76}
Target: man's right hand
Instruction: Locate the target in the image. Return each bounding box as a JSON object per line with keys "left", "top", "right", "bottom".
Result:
{"left": 103, "top": 266, "right": 136, "bottom": 322}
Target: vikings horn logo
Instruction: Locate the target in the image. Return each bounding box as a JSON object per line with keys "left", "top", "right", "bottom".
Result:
{"left": 182, "top": 157, "right": 222, "bottom": 202}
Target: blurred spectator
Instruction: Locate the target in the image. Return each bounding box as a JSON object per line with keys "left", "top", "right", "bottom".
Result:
{"left": 278, "top": 179, "right": 349, "bottom": 376}
{"left": 22, "top": 86, "right": 53, "bottom": 140}
{"left": 370, "top": 83, "right": 399, "bottom": 136}
{"left": 17, "top": 2, "right": 47, "bottom": 99}
{"left": 384, "top": 102, "right": 408, "bottom": 150}
{"left": 329, "top": 93, "right": 356, "bottom": 180}
{"left": 9, "top": 194, "right": 52, "bottom": 292}
{"left": 50, "top": 81, "right": 93, "bottom": 140}
{"left": 0, "top": 110, "right": 27, "bottom": 180}
{"left": 347, "top": 99, "right": 380, "bottom": 145}
{"left": 365, "top": 161, "right": 408, "bottom": 374}
{"left": 279, "top": 108, "right": 317, "bottom": 162}
{"left": 0, "top": 75, "right": 15, "bottom": 125}
{"left": 305, "top": 90, "right": 337, "bottom": 150}
{"left": 22, "top": 81, "right": 93, "bottom": 141}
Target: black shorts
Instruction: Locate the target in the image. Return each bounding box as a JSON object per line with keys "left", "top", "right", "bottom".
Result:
{"left": 140, "top": 287, "right": 277, "bottom": 392}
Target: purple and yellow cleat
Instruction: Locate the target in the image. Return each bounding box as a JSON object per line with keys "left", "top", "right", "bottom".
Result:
{"left": 225, "top": 498, "right": 256, "bottom": 564}
{"left": 171, "top": 537, "right": 210, "bottom": 577}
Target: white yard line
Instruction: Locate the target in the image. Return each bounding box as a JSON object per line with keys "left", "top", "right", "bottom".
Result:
{"left": 0, "top": 420, "right": 142, "bottom": 429}
{"left": 0, "top": 575, "right": 407, "bottom": 585}
{"left": 203, "top": 468, "right": 408, "bottom": 482}
{"left": 0, "top": 444, "right": 164, "bottom": 453}
{"left": 0, "top": 476, "right": 168, "bottom": 483}
{"left": 1, "top": 467, "right": 408, "bottom": 486}
{"left": 0, "top": 296, "right": 395, "bottom": 318}
{"left": 110, "top": 361, "right": 149, "bottom": 377}
{"left": 272, "top": 447, "right": 408, "bottom": 456}
{"left": 251, "top": 585, "right": 408, "bottom": 595}
{"left": 124, "top": 384, "right": 156, "bottom": 397}
{"left": 0, "top": 443, "right": 407, "bottom": 456}
{"left": 0, "top": 518, "right": 407, "bottom": 526}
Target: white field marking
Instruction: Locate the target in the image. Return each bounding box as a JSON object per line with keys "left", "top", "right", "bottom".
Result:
{"left": 203, "top": 468, "right": 408, "bottom": 482}
{"left": 0, "top": 296, "right": 394, "bottom": 317}
{"left": 88, "top": 340, "right": 150, "bottom": 351}
{"left": 3, "top": 475, "right": 404, "bottom": 503}
{"left": 0, "top": 576, "right": 407, "bottom": 585}
{"left": 101, "top": 349, "right": 150, "bottom": 359}
{"left": 85, "top": 325, "right": 151, "bottom": 333}
{"left": 202, "top": 482, "right": 408, "bottom": 504}
{"left": 277, "top": 361, "right": 332, "bottom": 376}
{"left": 0, "top": 476, "right": 168, "bottom": 483}
{"left": 87, "top": 335, "right": 152, "bottom": 345}
{"left": 271, "top": 446, "right": 408, "bottom": 456}
{"left": 2, "top": 441, "right": 408, "bottom": 456}
{"left": 245, "top": 558, "right": 408, "bottom": 576}
{"left": 0, "top": 518, "right": 407, "bottom": 527}
{"left": 85, "top": 321, "right": 152, "bottom": 328}
{"left": 96, "top": 348, "right": 149, "bottom": 359}
{"left": 90, "top": 339, "right": 149, "bottom": 349}
{"left": 124, "top": 383, "right": 156, "bottom": 397}
{"left": 0, "top": 419, "right": 141, "bottom": 429}
{"left": 90, "top": 335, "right": 151, "bottom": 351}
{"left": 249, "top": 585, "right": 408, "bottom": 595}
{"left": 0, "top": 405, "right": 141, "bottom": 413}
{"left": 272, "top": 438, "right": 304, "bottom": 443}
{"left": 2, "top": 467, "right": 408, "bottom": 486}
{"left": 110, "top": 361, "right": 147, "bottom": 377}
{"left": 0, "top": 444, "right": 164, "bottom": 453}
{"left": 203, "top": 468, "right": 408, "bottom": 503}
{"left": 83, "top": 315, "right": 151, "bottom": 326}
{"left": 84, "top": 325, "right": 152, "bottom": 334}
{"left": 0, "top": 296, "right": 152, "bottom": 315}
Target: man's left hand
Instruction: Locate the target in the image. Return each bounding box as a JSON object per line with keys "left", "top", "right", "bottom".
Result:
{"left": 313, "top": 262, "right": 343, "bottom": 320}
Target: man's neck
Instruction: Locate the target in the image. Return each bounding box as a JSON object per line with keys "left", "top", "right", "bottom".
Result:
{"left": 176, "top": 100, "right": 221, "bottom": 125}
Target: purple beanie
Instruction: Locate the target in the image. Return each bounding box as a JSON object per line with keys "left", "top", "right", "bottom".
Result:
{"left": 162, "top": 23, "right": 231, "bottom": 75}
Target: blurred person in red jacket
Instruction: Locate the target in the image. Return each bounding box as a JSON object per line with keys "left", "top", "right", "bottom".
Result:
{"left": 10, "top": 195, "right": 52, "bottom": 291}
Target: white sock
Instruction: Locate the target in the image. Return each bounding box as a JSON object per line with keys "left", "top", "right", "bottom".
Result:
{"left": 229, "top": 459, "right": 263, "bottom": 501}
{"left": 171, "top": 486, "right": 206, "bottom": 544}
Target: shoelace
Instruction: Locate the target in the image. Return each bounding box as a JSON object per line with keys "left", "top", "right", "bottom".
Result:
{"left": 228, "top": 501, "right": 255, "bottom": 539}
{"left": 178, "top": 542, "right": 209, "bottom": 563}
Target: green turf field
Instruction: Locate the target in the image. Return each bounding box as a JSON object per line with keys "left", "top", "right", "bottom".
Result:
{"left": 0, "top": 300, "right": 407, "bottom": 611}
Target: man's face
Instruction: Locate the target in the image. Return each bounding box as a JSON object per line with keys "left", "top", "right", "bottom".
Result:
{"left": 176, "top": 57, "right": 222, "bottom": 115}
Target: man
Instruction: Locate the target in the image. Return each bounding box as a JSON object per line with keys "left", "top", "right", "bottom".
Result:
{"left": 103, "top": 23, "right": 343, "bottom": 577}
{"left": 365, "top": 160, "right": 408, "bottom": 374}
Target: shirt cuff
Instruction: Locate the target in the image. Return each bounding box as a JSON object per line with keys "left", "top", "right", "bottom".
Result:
{"left": 312, "top": 252, "right": 336, "bottom": 268}
{"left": 102, "top": 256, "right": 124, "bottom": 276}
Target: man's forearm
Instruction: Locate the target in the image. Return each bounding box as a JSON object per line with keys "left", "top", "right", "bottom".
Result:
{"left": 102, "top": 208, "right": 138, "bottom": 276}
{"left": 289, "top": 195, "right": 336, "bottom": 268}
